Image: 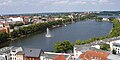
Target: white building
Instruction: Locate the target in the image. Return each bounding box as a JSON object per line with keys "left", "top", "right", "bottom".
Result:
{"left": 74, "top": 45, "right": 91, "bottom": 59}
{"left": 0, "top": 46, "right": 24, "bottom": 60}
{"left": 0, "top": 19, "right": 6, "bottom": 24}
{"left": 54, "top": 18, "right": 63, "bottom": 20}
{"left": 91, "top": 45, "right": 100, "bottom": 49}
{"left": 74, "top": 46, "right": 82, "bottom": 58}
{"left": 117, "top": 18, "right": 120, "bottom": 22}
{"left": 9, "top": 17, "right": 23, "bottom": 23}
{"left": 10, "top": 47, "right": 23, "bottom": 60}
{"left": 110, "top": 40, "right": 120, "bottom": 54}
{"left": 0, "top": 46, "right": 13, "bottom": 60}
{"left": 102, "top": 18, "right": 109, "bottom": 21}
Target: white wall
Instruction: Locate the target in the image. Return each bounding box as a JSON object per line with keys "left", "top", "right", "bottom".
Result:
{"left": 110, "top": 40, "right": 120, "bottom": 54}
{"left": 0, "top": 55, "right": 6, "bottom": 60}
{"left": 74, "top": 47, "right": 82, "bottom": 58}
{"left": 9, "top": 17, "right": 23, "bottom": 22}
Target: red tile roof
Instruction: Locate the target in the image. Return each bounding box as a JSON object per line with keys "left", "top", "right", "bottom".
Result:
{"left": 80, "top": 50, "right": 109, "bottom": 60}
{"left": 53, "top": 55, "right": 66, "bottom": 60}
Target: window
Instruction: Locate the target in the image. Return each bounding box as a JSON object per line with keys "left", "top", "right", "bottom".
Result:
{"left": 12, "top": 51, "right": 16, "bottom": 52}
{"left": 32, "top": 58, "right": 34, "bottom": 60}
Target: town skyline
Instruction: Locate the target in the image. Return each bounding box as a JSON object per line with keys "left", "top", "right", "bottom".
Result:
{"left": 0, "top": 0, "right": 120, "bottom": 14}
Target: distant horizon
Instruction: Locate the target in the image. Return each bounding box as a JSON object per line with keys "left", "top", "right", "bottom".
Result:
{"left": 1, "top": 10, "right": 120, "bottom": 15}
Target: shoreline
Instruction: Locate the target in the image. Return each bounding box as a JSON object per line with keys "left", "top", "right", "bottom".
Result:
{"left": 0, "top": 20, "right": 114, "bottom": 49}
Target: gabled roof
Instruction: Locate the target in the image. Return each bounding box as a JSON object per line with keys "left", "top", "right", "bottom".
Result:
{"left": 53, "top": 55, "right": 66, "bottom": 60}
{"left": 80, "top": 50, "right": 109, "bottom": 60}
{"left": 16, "top": 51, "right": 24, "bottom": 55}
{"left": 24, "top": 48, "right": 42, "bottom": 57}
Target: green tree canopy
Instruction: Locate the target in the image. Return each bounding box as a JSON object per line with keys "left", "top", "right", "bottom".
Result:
{"left": 54, "top": 40, "right": 73, "bottom": 53}
{"left": 100, "top": 44, "right": 110, "bottom": 51}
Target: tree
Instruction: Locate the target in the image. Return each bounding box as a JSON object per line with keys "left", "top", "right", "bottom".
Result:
{"left": 100, "top": 44, "right": 110, "bottom": 51}
{"left": 63, "top": 40, "right": 73, "bottom": 53}
{"left": 54, "top": 40, "right": 73, "bottom": 53}
{"left": 0, "top": 32, "right": 9, "bottom": 42}
{"left": 75, "top": 40, "right": 81, "bottom": 45}
{"left": 54, "top": 42, "right": 64, "bottom": 53}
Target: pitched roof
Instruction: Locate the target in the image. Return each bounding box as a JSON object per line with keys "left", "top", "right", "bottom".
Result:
{"left": 24, "top": 48, "right": 42, "bottom": 57}
{"left": 53, "top": 55, "right": 66, "bottom": 60}
{"left": 80, "top": 50, "right": 109, "bottom": 60}
{"left": 16, "top": 51, "right": 24, "bottom": 55}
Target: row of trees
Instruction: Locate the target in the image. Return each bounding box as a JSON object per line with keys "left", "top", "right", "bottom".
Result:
{"left": 75, "top": 36, "right": 108, "bottom": 45}
{"left": 109, "top": 19, "right": 120, "bottom": 37}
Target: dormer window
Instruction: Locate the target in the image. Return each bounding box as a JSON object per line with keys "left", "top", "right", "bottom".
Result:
{"left": 30, "top": 50, "right": 32, "bottom": 52}
{"left": 12, "top": 51, "right": 16, "bottom": 52}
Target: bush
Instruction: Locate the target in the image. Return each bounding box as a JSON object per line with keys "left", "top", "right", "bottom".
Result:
{"left": 100, "top": 44, "right": 110, "bottom": 51}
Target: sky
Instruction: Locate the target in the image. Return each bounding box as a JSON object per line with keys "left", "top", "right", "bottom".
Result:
{"left": 0, "top": 0, "right": 120, "bottom": 14}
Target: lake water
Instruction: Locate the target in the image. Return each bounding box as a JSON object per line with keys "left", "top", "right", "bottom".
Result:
{"left": 10, "top": 20, "right": 113, "bottom": 51}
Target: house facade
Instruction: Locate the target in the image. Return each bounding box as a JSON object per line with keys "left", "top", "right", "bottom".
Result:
{"left": 110, "top": 40, "right": 120, "bottom": 54}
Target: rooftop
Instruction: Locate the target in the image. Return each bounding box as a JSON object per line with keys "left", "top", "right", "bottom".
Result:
{"left": 24, "top": 48, "right": 42, "bottom": 57}
{"left": 80, "top": 50, "right": 109, "bottom": 60}
{"left": 16, "top": 51, "right": 24, "bottom": 55}
{"left": 0, "top": 46, "right": 13, "bottom": 54}
{"left": 112, "top": 39, "right": 120, "bottom": 44}
{"left": 107, "top": 54, "right": 120, "bottom": 60}
{"left": 53, "top": 55, "right": 66, "bottom": 60}
{"left": 75, "top": 45, "right": 102, "bottom": 53}
{"left": 44, "top": 52, "right": 71, "bottom": 60}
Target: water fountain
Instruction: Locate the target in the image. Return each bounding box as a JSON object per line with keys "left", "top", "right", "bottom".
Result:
{"left": 45, "top": 28, "right": 52, "bottom": 38}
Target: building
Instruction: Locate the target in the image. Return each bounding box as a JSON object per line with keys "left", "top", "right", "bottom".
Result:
{"left": 9, "top": 17, "right": 23, "bottom": 24}
{"left": 53, "top": 55, "right": 66, "bottom": 60}
{"left": 74, "top": 45, "right": 107, "bottom": 60}
{"left": 0, "top": 19, "right": 6, "bottom": 24}
{"left": 102, "top": 18, "right": 109, "bottom": 21}
{"left": 24, "top": 48, "right": 44, "bottom": 60}
{"left": 0, "top": 25, "right": 10, "bottom": 33}
{"left": 0, "top": 55, "right": 7, "bottom": 60}
{"left": 16, "top": 51, "right": 24, "bottom": 60}
{"left": 0, "top": 46, "right": 24, "bottom": 60}
{"left": 0, "top": 19, "right": 11, "bottom": 33}
{"left": 74, "top": 45, "right": 90, "bottom": 59}
{"left": 80, "top": 50, "right": 109, "bottom": 60}
{"left": 107, "top": 54, "right": 120, "bottom": 60}
{"left": 10, "top": 47, "right": 23, "bottom": 60}
{"left": 0, "top": 46, "right": 13, "bottom": 60}
{"left": 110, "top": 40, "right": 120, "bottom": 55}
{"left": 42, "top": 52, "right": 71, "bottom": 60}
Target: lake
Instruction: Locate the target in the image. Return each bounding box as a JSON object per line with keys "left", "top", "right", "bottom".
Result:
{"left": 10, "top": 20, "right": 113, "bottom": 51}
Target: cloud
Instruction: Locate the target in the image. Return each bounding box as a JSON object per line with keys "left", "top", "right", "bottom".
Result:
{"left": 72, "top": 1, "right": 86, "bottom": 5}
{"left": 99, "top": 0, "right": 109, "bottom": 2}
{"left": 90, "top": 0, "right": 112, "bottom": 5}
{"left": 53, "top": 0, "right": 68, "bottom": 5}
{"left": 0, "top": 0, "right": 13, "bottom": 6}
